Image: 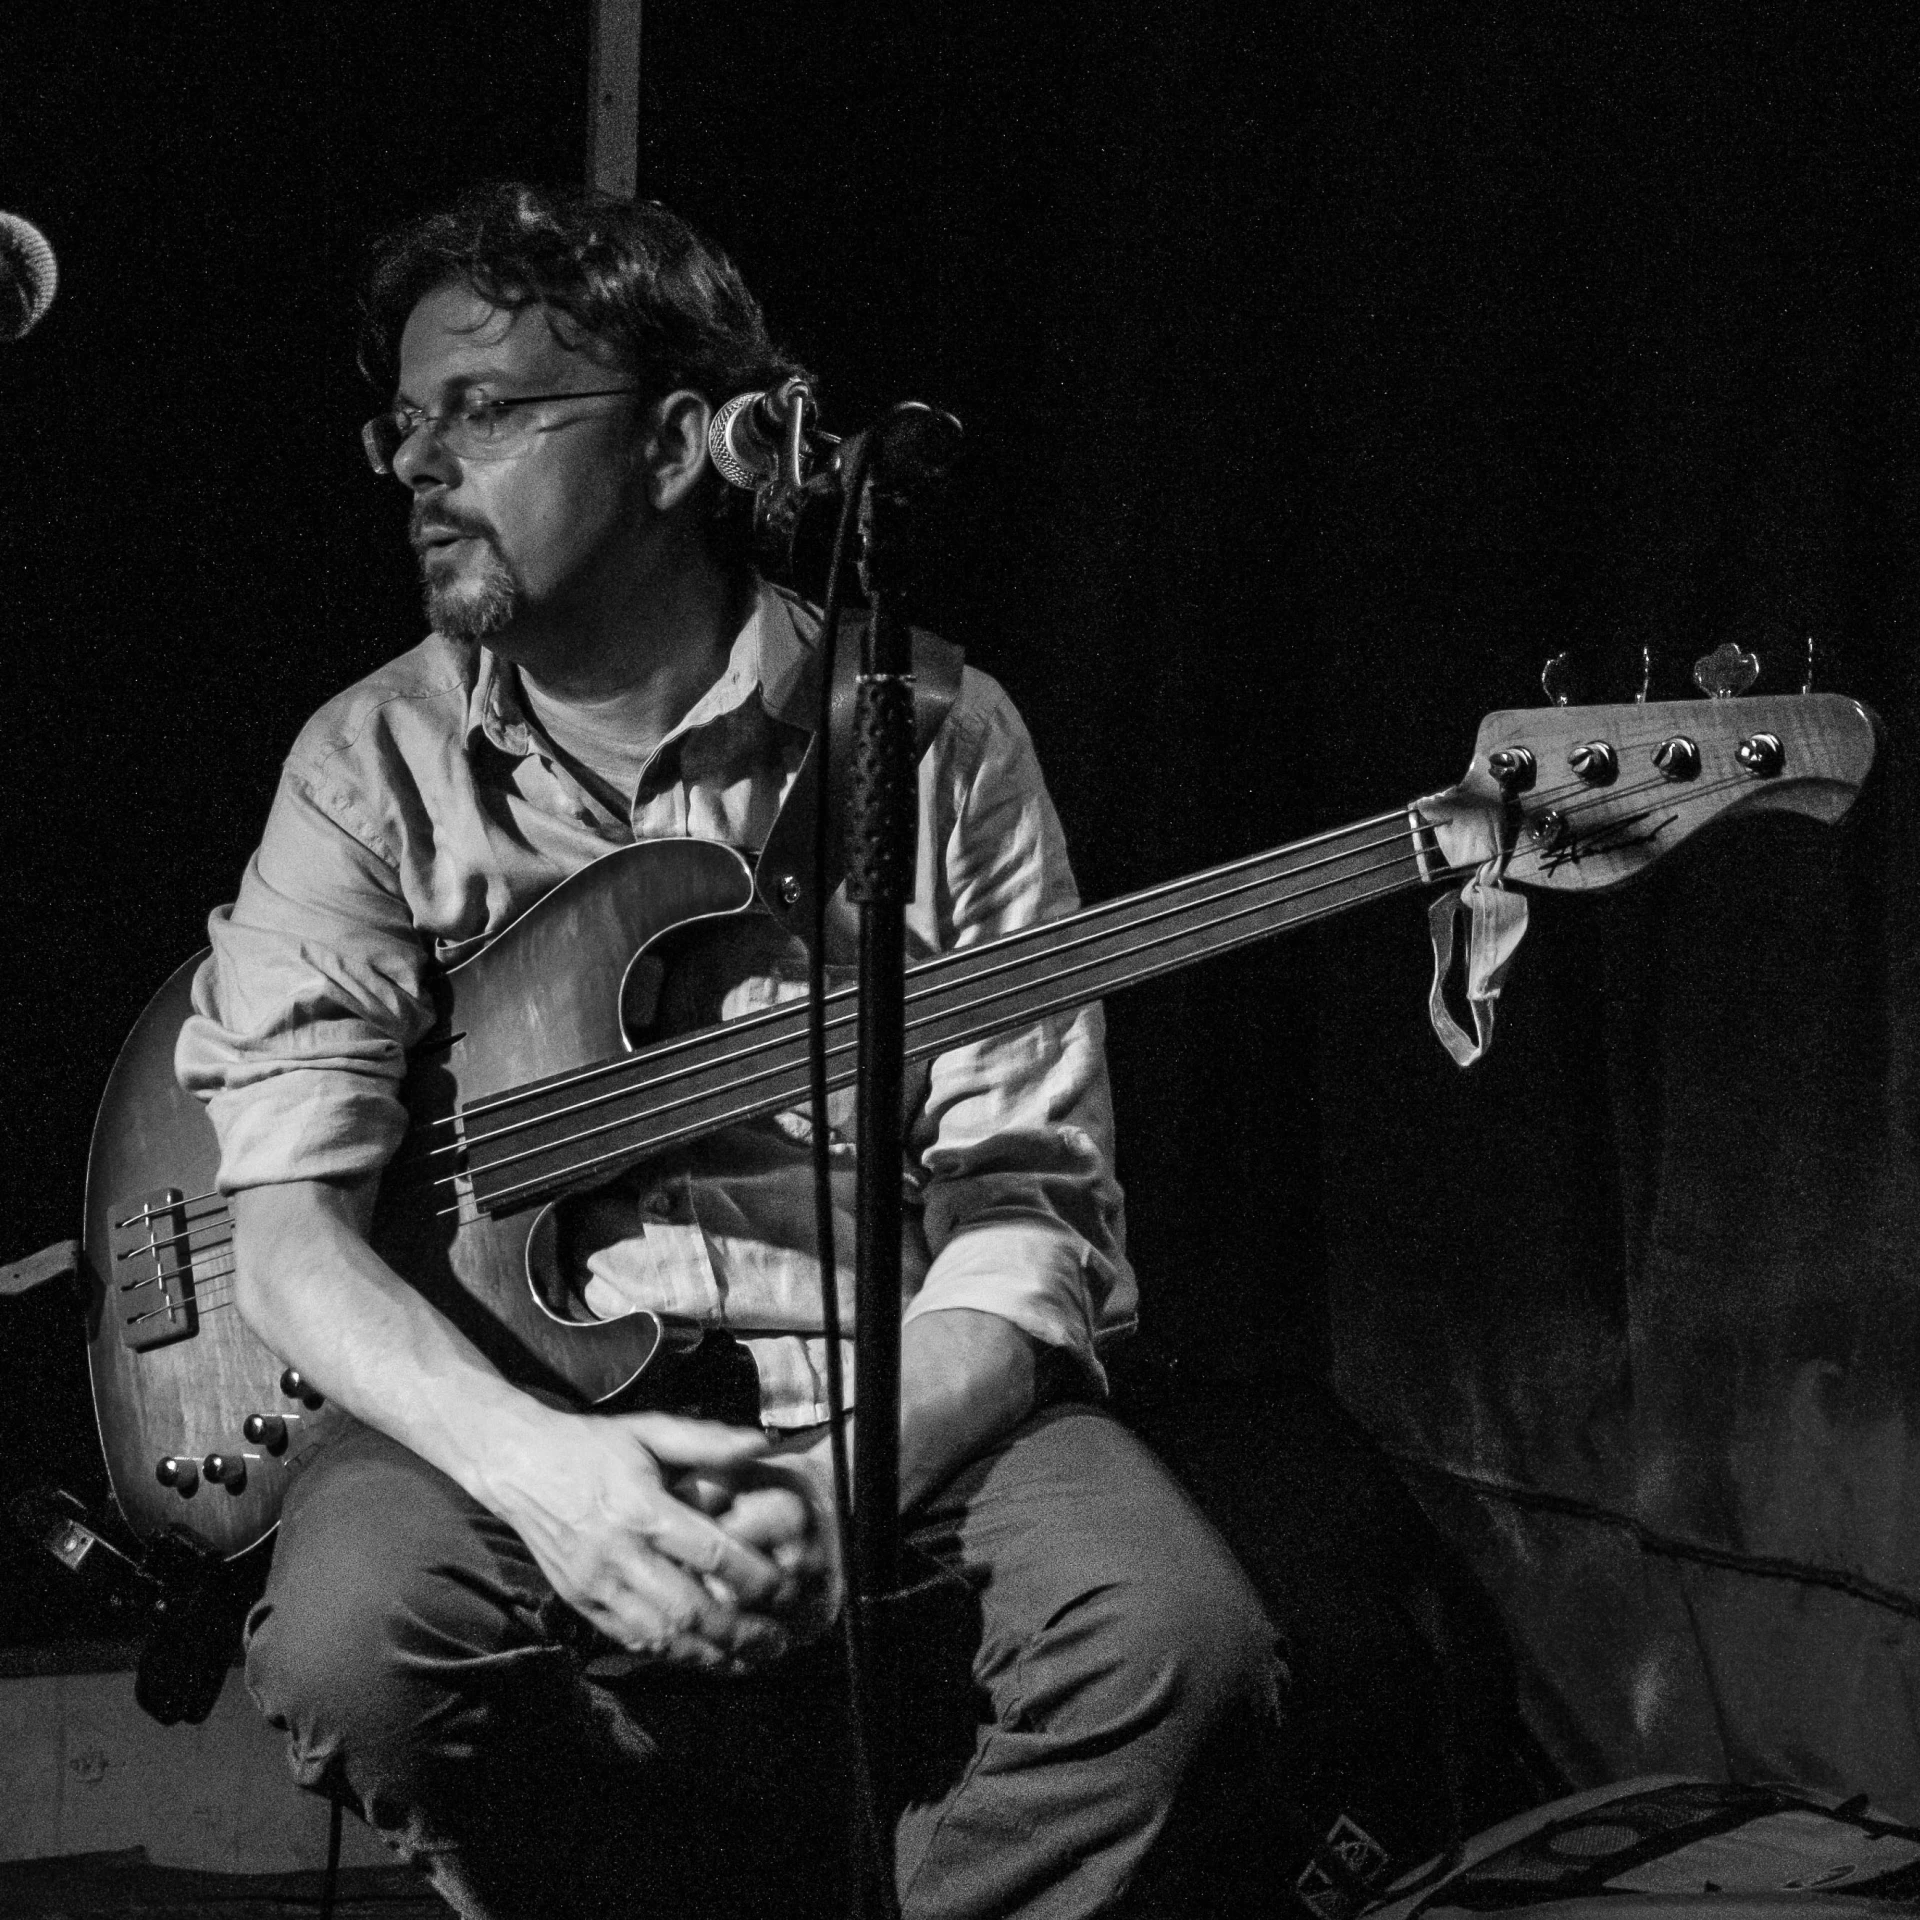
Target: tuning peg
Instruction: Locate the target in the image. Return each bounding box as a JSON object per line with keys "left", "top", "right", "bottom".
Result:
{"left": 1541, "top": 653, "right": 1577, "bottom": 707}
{"left": 1737, "top": 732, "right": 1784, "bottom": 778}
{"left": 1568, "top": 742, "right": 1618, "bottom": 785}
{"left": 1802, "top": 633, "right": 1817, "bottom": 695}
{"left": 1486, "top": 747, "right": 1537, "bottom": 794}
{"left": 1636, "top": 644, "right": 1651, "bottom": 704}
{"left": 1653, "top": 736, "right": 1701, "bottom": 781}
{"left": 1693, "top": 642, "right": 1760, "bottom": 700}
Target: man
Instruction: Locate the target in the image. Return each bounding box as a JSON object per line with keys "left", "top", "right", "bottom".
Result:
{"left": 178, "top": 183, "right": 1279, "bottom": 1918}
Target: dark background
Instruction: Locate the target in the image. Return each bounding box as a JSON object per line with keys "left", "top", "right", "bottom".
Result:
{"left": 3, "top": 0, "right": 1917, "bottom": 1827}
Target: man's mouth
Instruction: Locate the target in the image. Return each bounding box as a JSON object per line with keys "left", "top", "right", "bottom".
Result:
{"left": 411, "top": 515, "right": 488, "bottom": 554}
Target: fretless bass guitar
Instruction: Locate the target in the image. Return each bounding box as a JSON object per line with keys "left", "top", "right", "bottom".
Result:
{"left": 82, "top": 692, "right": 1877, "bottom": 1560}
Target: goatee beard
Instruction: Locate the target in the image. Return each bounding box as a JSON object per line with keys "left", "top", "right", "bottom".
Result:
{"left": 422, "top": 545, "right": 519, "bottom": 644}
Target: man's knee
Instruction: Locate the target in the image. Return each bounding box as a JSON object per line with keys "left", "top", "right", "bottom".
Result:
{"left": 1022, "top": 1544, "right": 1281, "bottom": 1760}
{"left": 961, "top": 1408, "right": 1285, "bottom": 1748}
{"left": 1115, "top": 1549, "right": 1279, "bottom": 1730}
{"left": 244, "top": 1432, "right": 563, "bottom": 1792}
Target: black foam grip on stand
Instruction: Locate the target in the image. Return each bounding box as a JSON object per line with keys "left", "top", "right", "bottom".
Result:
{"left": 845, "top": 675, "right": 918, "bottom": 905}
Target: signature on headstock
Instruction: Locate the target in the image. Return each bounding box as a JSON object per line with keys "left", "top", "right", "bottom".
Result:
{"left": 1530, "top": 805, "right": 1679, "bottom": 876}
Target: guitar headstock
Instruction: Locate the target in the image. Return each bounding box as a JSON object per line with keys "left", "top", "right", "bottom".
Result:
{"left": 1442, "top": 692, "right": 1878, "bottom": 894}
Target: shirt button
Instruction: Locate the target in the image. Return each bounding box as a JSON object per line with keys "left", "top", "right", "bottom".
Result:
{"left": 642, "top": 1188, "right": 674, "bottom": 1220}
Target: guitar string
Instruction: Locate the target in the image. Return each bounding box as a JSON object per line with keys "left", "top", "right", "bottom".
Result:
{"left": 430, "top": 754, "right": 1671, "bottom": 1146}
{"left": 117, "top": 751, "right": 1793, "bottom": 1282}
{"left": 450, "top": 844, "right": 1442, "bottom": 1197}
{"left": 449, "top": 762, "right": 1762, "bottom": 1206}
{"left": 436, "top": 756, "right": 1658, "bottom": 1143}
{"left": 135, "top": 769, "right": 1746, "bottom": 1268}
{"left": 121, "top": 793, "right": 1585, "bottom": 1225}
{"left": 110, "top": 741, "right": 1783, "bottom": 1232}
{"left": 457, "top": 833, "right": 1577, "bottom": 1215}
{"left": 437, "top": 770, "right": 1629, "bottom": 1168}
{"left": 109, "top": 808, "right": 1415, "bottom": 1231}
{"left": 442, "top": 823, "right": 1438, "bottom": 1167}
{"left": 435, "top": 807, "right": 1426, "bottom": 1142}
{"left": 127, "top": 835, "right": 1451, "bottom": 1283}
{"left": 131, "top": 768, "right": 1589, "bottom": 1305}
{"left": 441, "top": 701, "right": 1821, "bottom": 1147}
{"left": 439, "top": 750, "right": 1776, "bottom": 1170}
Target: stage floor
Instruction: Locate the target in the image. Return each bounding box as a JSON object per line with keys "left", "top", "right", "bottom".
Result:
{"left": 0, "top": 1846, "right": 439, "bottom": 1917}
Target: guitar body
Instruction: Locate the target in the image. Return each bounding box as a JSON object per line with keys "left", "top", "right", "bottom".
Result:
{"left": 83, "top": 837, "right": 765, "bottom": 1560}
{"left": 83, "top": 953, "right": 292, "bottom": 1561}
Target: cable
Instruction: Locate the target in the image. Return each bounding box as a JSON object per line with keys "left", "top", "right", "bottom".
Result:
{"left": 1386, "top": 1448, "right": 1920, "bottom": 1623}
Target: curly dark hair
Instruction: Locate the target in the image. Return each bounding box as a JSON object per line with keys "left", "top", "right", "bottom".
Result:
{"left": 360, "top": 182, "right": 809, "bottom": 563}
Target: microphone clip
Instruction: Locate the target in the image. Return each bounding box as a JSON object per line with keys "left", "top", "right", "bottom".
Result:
{"left": 708, "top": 377, "right": 828, "bottom": 571}
{"left": 753, "top": 379, "right": 820, "bottom": 569}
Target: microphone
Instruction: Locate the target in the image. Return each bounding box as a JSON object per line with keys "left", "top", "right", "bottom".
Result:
{"left": 0, "top": 213, "right": 58, "bottom": 343}
{"left": 707, "top": 377, "right": 816, "bottom": 492}
{"left": 705, "top": 383, "right": 961, "bottom": 550}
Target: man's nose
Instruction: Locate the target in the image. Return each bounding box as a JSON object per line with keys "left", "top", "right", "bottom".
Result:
{"left": 392, "top": 418, "right": 460, "bottom": 491}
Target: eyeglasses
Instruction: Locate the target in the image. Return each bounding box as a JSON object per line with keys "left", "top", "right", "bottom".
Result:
{"left": 361, "top": 387, "right": 642, "bottom": 475}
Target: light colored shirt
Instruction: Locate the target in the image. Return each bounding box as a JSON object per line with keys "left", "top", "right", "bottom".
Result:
{"left": 175, "top": 583, "right": 1135, "bottom": 1427}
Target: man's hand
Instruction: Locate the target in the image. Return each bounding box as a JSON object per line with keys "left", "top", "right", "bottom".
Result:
{"left": 689, "top": 1306, "right": 1047, "bottom": 1649}
{"left": 700, "top": 1447, "right": 844, "bottom": 1646}
{"left": 230, "top": 1185, "right": 1038, "bottom": 1672}
{"left": 478, "top": 1404, "right": 802, "bottom": 1671}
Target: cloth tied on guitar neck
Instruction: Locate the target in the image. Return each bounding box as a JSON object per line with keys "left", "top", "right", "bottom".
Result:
{"left": 1414, "top": 786, "right": 1530, "bottom": 1068}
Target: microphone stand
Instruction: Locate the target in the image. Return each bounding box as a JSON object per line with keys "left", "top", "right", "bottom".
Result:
{"left": 801, "top": 404, "right": 960, "bottom": 1919}
{"left": 847, "top": 523, "right": 910, "bottom": 1913}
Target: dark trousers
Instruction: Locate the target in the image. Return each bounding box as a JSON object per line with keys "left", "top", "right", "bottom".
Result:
{"left": 244, "top": 1402, "right": 1284, "bottom": 1919}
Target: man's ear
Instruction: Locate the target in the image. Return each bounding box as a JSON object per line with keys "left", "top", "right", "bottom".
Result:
{"left": 639, "top": 389, "right": 715, "bottom": 511}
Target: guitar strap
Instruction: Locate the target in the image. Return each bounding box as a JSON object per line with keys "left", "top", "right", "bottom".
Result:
{"left": 755, "top": 614, "right": 965, "bottom": 953}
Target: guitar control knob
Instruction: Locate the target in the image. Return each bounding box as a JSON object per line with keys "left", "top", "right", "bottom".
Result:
{"left": 279, "top": 1368, "right": 324, "bottom": 1408}
{"left": 155, "top": 1457, "right": 199, "bottom": 1496}
{"left": 1487, "top": 747, "right": 1537, "bottom": 794}
{"left": 1568, "top": 742, "right": 1617, "bottom": 785}
{"left": 1653, "top": 737, "right": 1700, "bottom": 781}
{"left": 203, "top": 1453, "right": 247, "bottom": 1492}
{"left": 242, "top": 1414, "right": 289, "bottom": 1454}
{"left": 1737, "top": 731, "right": 1784, "bottom": 778}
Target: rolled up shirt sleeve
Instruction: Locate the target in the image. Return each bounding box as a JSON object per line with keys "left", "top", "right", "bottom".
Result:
{"left": 903, "top": 673, "right": 1136, "bottom": 1393}
{"left": 175, "top": 764, "right": 437, "bottom": 1194}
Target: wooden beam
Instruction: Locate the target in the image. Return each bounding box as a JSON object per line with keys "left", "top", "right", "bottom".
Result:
{"left": 587, "top": 0, "right": 642, "bottom": 197}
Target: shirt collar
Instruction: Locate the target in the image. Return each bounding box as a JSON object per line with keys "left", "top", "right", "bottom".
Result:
{"left": 462, "top": 578, "right": 821, "bottom": 760}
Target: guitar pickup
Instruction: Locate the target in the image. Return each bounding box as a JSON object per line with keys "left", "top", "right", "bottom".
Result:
{"left": 111, "top": 1188, "right": 198, "bottom": 1352}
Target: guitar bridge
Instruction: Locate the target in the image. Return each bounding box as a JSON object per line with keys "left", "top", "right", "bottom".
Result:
{"left": 111, "top": 1188, "right": 198, "bottom": 1352}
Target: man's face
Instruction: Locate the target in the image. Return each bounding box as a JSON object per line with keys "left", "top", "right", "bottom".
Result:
{"left": 392, "top": 282, "right": 649, "bottom": 648}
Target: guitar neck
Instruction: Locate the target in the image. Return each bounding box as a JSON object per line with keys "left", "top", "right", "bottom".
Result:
{"left": 457, "top": 806, "right": 1434, "bottom": 1215}
{"left": 900, "top": 804, "right": 1432, "bottom": 1057}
